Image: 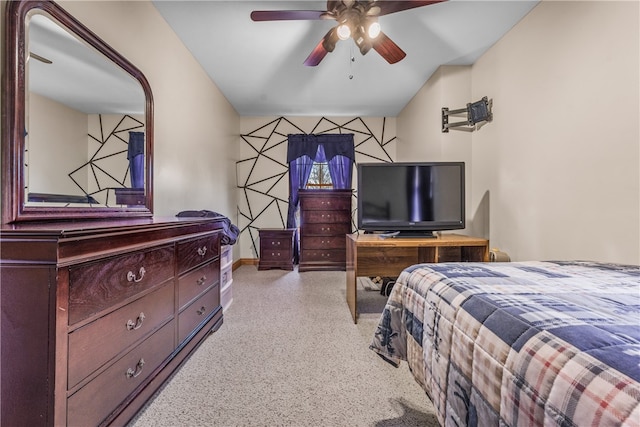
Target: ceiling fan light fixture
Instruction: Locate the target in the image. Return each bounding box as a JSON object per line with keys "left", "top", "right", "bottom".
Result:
{"left": 367, "top": 21, "right": 381, "bottom": 39}
{"left": 252, "top": 0, "right": 443, "bottom": 67}
{"left": 337, "top": 23, "right": 351, "bottom": 40}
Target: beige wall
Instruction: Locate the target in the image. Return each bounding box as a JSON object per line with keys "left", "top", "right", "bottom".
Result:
{"left": 399, "top": 1, "right": 639, "bottom": 264}
{"left": 28, "top": 92, "right": 88, "bottom": 196}
{"left": 397, "top": 65, "right": 476, "bottom": 234}
{"left": 58, "top": 0, "right": 240, "bottom": 222}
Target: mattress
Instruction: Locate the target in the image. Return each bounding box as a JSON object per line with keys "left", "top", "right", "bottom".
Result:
{"left": 369, "top": 261, "right": 640, "bottom": 426}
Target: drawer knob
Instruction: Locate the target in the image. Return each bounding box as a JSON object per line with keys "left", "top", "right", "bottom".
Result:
{"left": 126, "top": 312, "right": 146, "bottom": 331}
{"left": 125, "top": 358, "right": 145, "bottom": 379}
{"left": 196, "top": 275, "right": 207, "bottom": 286}
{"left": 197, "top": 246, "right": 207, "bottom": 257}
{"left": 196, "top": 306, "right": 207, "bottom": 316}
{"left": 126, "top": 267, "right": 146, "bottom": 283}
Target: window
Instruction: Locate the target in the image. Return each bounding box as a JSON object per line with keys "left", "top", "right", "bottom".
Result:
{"left": 306, "top": 162, "right": 333, "bottom": 189}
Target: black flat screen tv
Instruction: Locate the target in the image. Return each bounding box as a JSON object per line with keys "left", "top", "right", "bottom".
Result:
{"left": 357, "top": 162, "right": 465, "bottom": 237}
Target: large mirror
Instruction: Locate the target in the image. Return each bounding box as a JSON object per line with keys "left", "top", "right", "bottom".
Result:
{"left": 2, "top": 0, "right": 153, "bottom": 223}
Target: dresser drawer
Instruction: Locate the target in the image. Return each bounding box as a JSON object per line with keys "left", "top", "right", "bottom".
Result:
{"left": 301, "top": 249, "right": 346, "bottom": 263}
{"left": 302, "top": 210, "right": 351, "bottom": 224}
{"left": 67, "top": 320, "right": 175, "bottom": 427}
{"left": 177, "top": 233, "right": 220, "bottom": 275}
{"left": 301, "top": 236, "right": 346, "bottom": 250}
{"left": 300, "top": 196, "right": 351, "bottom": 211}
{"left": 178, "top": 260, "right": 220, "bottom": 310}
{"left": 261, "top": 236, "right": 292, "bottom": 250}
{"left": 69, "top": 246, "right": 175, "bottom": 325}
{"left": 260, "top": 247, "right": 292, "bottom": 261}
{"left": 178, "top": 284, "right": 220, "bottom": 343}
{"left": 68, "top": 282, "right": 174, "bottom": 389}
{"left": 221, "top": 262, "right": 232, "bottom": 290}
{"left": 302, "top": 222, "right": 351, "bottom": 236}
{"left": 220, "top": 244, "right": 233, "bottom": 266}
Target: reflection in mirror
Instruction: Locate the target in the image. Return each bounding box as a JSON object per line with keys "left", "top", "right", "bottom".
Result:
{"left": 26, "top": 12, "right": 146, "bottom": 208}
{"left": 2, "top": 0, "right": 154, "bottom": 222}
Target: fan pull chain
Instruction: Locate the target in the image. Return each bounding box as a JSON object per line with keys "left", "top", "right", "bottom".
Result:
{"left": 348, "top": 45, "right": 355, "bottom": 80}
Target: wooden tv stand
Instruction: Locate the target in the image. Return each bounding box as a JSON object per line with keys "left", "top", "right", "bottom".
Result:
{"left": 346, "top": 233, "right": 489, "bottom": 323}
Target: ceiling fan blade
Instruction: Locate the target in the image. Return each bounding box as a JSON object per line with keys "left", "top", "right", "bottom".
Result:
{"left": 373, "top": 32, "right": 406, "bottom": 64}
{"left": 304, "top": 40, "right": 330, "bottom": 66}
{"left": 377, "top": 0, "right": 446, "bottom": 16}
{"left": 29, "top": 52, "right": 52, "bottom": 64}
{"left": 250, "top": 10, "right": 326, "bottom": 21}
{"left": 304, "top": 27, "right": 339, "bottom": 66}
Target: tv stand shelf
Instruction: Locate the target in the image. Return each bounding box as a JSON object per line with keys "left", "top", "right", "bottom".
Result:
{"left": 346, "top": 233, "right": 489, "bottom": 323}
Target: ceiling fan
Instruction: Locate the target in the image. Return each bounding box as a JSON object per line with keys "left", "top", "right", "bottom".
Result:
{"left": 251, "top": 0, "right": 445, "bottom": 66}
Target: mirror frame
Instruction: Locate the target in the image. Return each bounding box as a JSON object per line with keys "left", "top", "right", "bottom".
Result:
{"left": 2, "top": 0, "right": 154, "bottom": 223}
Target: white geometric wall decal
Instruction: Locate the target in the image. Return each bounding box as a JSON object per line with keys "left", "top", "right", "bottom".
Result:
{"left": 237, "top": 116, "right": 396, "bottom": 258}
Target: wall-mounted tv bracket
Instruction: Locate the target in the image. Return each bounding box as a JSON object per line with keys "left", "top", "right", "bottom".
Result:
{"left": 442, "top": 96, "right": 493, "bottom": 132}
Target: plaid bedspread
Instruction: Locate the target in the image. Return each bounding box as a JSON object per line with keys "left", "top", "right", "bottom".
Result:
{"left": 369, "top": 261, "right": 640, "bottom": 426}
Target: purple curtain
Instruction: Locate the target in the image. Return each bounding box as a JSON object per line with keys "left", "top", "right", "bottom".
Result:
{"left": 327, "top": 155, "right": 353, "bottom": 189}
{"left": 286, "top": 155, "right": 315, "bottom": 229}
{"left": 128, "top": 131, "right": 145, "bottom": 188}
{"left": 286, "top": 134, "right": 354, "bottom": 163}
{"left": 286, "top": 155, "right": 315, "bottom": 263}
{"left": 286, "top": 134, "right": 354, "bottom": 262}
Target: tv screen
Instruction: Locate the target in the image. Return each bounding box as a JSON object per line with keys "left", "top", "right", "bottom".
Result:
{"left": 357, "top": 162, "right": 465, "bottom": 237}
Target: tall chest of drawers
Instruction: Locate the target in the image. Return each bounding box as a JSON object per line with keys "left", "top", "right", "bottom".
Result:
{"left": 298, "top": 189, "right": 352, "bottom": 272}
{"left": 0, "top": 217, "right": 225, "bottom": 426}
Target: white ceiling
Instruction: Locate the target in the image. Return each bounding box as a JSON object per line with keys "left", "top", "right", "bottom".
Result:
{"left": 152, "top": 0, "right": 539, "bottom": 117}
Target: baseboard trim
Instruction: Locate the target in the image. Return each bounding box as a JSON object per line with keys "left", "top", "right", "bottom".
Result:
{"left": 233, "top": 258, "right": 258, "bottom": 270}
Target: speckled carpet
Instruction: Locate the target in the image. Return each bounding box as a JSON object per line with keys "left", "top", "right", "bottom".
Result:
{"left": 128, "top": 266, "right": 439, "bottom": 427}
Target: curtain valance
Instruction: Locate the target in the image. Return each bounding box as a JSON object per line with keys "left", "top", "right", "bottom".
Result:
{"left": 286, "top": 134, "right": 355, "bottom": 163}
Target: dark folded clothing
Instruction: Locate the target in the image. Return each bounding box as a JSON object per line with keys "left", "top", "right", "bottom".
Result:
{"left": 176, "top": 210, "right": 239, "bottom": 245}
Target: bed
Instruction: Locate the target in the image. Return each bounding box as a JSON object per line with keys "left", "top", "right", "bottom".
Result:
{"left": 369, "top": 261, "right": 640, "bottom": 426}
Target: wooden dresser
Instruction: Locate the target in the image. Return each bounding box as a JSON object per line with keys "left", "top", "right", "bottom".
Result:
{"left": 298, "top": 189, "right": 352, "bottom": 272}
{"left": 0, "top": 217, "right": 225, "bottom": 426}
{"left": 258, "top": 228, "right": 295, "bottom": 271}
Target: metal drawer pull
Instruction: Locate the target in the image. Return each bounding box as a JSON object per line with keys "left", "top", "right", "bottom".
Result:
{"left": 125, "top": 358, "right": 145, "bottom": 379}
{"left": 126, "top": 312, "right": 146, "bottom": 331}
{"left": 196, "top": 306, "right": 207, "bottom": 316}
{"left": 196, "top": 275, "right": 207, "bottom": 286}
{"left": 197, "top": 246, "right": 207, "bottom": 257}
{"left": 127, "top": 267, "right": 146, "bottom": 283}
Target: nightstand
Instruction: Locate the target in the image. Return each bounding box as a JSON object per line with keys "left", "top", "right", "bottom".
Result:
{"left": 258, "top": 228, "right": 295, "bottom": 271}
